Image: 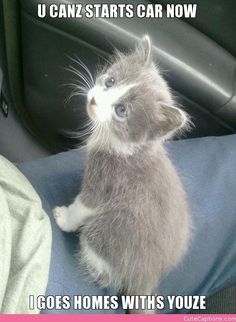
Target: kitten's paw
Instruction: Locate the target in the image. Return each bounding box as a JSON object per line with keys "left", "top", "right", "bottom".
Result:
{"left": 53, "top": 206, "right": 73, "bottom": 232}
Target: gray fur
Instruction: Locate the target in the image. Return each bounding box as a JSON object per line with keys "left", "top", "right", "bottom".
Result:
{"left": 78, "top": 36, "right": 191, "bottom": 312}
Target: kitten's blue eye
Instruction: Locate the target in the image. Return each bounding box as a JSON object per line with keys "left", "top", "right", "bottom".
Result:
{"left": 105, "top": 77, "right": 115, "bottom": 88}
{"left": 115, "top": 104, "right": 127, "bottom": 118}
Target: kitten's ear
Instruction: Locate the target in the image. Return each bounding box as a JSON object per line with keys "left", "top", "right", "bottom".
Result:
{"left": 152, "top": 104, "right": 188, "bottom": 139}
{"left": 136, "top": 35, "right": 152, "bottom": 66}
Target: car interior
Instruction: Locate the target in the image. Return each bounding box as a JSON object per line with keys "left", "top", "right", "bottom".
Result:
{"left": 0, "top": 0, "right": 236, "bottom": 314}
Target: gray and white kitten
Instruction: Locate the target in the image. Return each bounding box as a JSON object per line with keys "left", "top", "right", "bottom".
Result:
{"left": 53, "top": 35, "right": 191, "bottom": 314}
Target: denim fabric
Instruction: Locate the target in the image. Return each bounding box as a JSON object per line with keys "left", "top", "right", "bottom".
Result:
{"left": 18, "top": 134, "right": 236, "bottom": 314}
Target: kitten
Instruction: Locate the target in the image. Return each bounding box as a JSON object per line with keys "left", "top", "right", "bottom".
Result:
{"left": 53, "top": 35, "right": 191, "bottom": 314}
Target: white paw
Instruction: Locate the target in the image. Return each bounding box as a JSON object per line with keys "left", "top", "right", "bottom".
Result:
{"left": 53, "top": 206, "right": 72, "bottom": 232}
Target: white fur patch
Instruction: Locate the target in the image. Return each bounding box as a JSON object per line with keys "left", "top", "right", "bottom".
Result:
{"left": 87, "top": 126, "right": 142, "bottom": 156}
{"left": 53, "top": 197, "right": 97, "bottom": 232}
{"left": 80, "top": 237, "right": 112, "bottom": 287}
{"left": 87, "top": 83, "right": 136, "bottom": 123}
{"left": 108, "top": 132, "right": 142, "bottom": 155}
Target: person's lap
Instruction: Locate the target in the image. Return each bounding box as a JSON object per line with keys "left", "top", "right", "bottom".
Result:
{"left": 17, "top": 134, "right": 236, "bottom": 313}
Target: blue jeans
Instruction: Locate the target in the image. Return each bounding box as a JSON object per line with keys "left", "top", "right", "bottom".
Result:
{"left": 18, "top": 134, "right": 236, "bottom": 313}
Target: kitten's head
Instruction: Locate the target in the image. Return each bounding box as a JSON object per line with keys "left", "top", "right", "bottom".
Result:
{"left": 86, "top": 35, "right": 189, "bottom": 154}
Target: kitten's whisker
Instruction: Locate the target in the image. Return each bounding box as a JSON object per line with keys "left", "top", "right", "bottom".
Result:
{"left": 72, "top": 68, "right": 93, "bottom": 88}
{"left": 62, "top": 80, "right": 90, "bottom": 98}
{"left": 67, "top": 58, "right": 94, "bottom": 87}
{"left": 66, "top": 89, "right": 88, "bottom": 97}
{"left": 64, "top": 121, "right": 97, "bottom": 140}
{"left": 60, "top": 82, "right": 88, "bottom": 92}
{"left": 64, "top": 91, "right": 87, "bottom": 106}
{"left": 69, "top": 59, "right": 94, "bottom": 86}
{"left": 69, "top": 56, "right": 94, "bottom": 82}
{"left": 64, "top": 82, "right": 88, "bottom": 92}
{"left": 72, "top": 55, "right": 95, "bottom": 85}
{"left": 66, "top": 66, "right": 93, "bottom": 89}
{"left": 65, "top": 90, "right": 86, "bottom": 101}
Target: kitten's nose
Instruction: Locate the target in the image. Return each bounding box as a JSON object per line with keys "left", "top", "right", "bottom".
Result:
{"left": 90, "top": 96, "right": 97, "bottom": 106}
